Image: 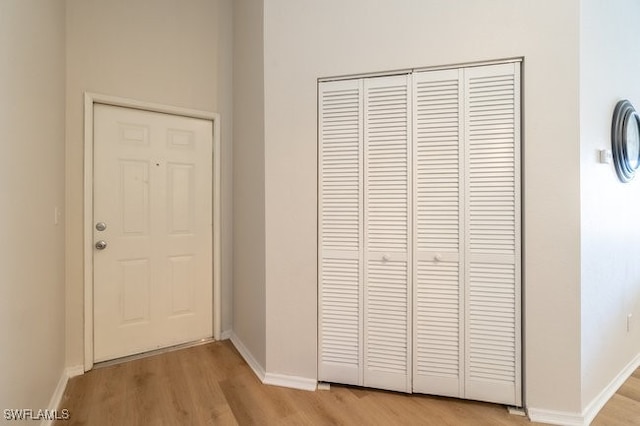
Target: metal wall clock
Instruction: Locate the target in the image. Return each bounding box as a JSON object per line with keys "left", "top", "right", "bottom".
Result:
{"left": 612, "top": 99, "right": 640, "bottom": 182}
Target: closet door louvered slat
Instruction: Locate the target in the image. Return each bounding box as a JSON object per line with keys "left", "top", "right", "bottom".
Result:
{"left": 363, "top": 75, "right": 412, "bottom": 392}
{"left": 464, "top": 63, "right": 521, "bottom": 406}
{"left": 412, "top": 68, "right": 464, "bottom": 398}
{"left": 318, "top": 80, "right": 363, "bottom": 385}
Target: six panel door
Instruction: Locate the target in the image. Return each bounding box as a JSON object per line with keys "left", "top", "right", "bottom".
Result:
{"left": 93, "top": 105, "right": 213, "bottom": 362}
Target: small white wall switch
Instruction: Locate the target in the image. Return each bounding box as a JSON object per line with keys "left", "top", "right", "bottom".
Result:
{"left": 54, "top": 207, "right": 61, "bottom": 225}
{"left": 627, "top": 313, "right": 633, "bottom": 332}
{"left": 599, "top": 149, "right": 612, "bottom": 164}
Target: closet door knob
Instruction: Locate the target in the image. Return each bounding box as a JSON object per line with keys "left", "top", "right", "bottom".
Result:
{"left": 434, "top": 253, "right": 443, "bottom": 262}
{"left": 382, "top": 254, "right": 391, "bottom": 262}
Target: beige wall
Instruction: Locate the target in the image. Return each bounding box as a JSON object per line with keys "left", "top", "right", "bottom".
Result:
{"left": 580, "top": 0, "right": 640, "bottom": 413}
{"left": 261, "top": 0, "right": 583, "bottom": 414}
{"left": 0, "top": 0, "right": 66, "bottom": 410}
{"left": 65, "top": 0, "right": 234, "bottom": 367}
{"left": 232, "top": 0, "right": 267, "bottom": 368}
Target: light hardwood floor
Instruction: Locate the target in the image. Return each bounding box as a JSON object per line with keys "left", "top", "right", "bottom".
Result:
{"left": 56, "top": 341, "right": 639, "bottom": 425}
{"left": 592, "top": 367, "right": 640, "bottom": 425}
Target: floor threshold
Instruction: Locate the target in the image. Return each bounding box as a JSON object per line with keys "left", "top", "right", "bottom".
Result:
{"left": 93, "top": 337, "right": 215, "bottom": 369}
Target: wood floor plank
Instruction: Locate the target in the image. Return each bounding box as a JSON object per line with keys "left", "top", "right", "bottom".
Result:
{"left": 55, "top": 341, "right": 639, "bottom": 426}
{"left": 617, "top": 376, "right": 640, "bottom": 403}
{"left": 592, "top": 393, "right": 640, "bottom": 426}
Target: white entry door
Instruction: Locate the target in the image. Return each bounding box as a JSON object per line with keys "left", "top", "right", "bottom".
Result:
{"left": 93, "top": 104, "right": 213, "bottom": 362}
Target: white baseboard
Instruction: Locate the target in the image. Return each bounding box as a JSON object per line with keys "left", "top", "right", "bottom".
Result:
{"left": 66, "top": 364, "right": 85, "bottom": 378}
{"left": 40, "top": 365, "right": 83, "bottom": 426}
{"left": 228, "top": 331, "right": 318, "bottom": 392}
{"left": 528, "top": 351, "right": 640, "bottom": 426}
{"left": 581, "top": 351, "right": 640, "bottom": 424}
{"left": 264, "top": 372, "right": 317, "bottom": 391}
{"left": 229, "top": 331, "right": 266, "bottom": 381}
{"left": 527, "top": 408, "right": 585, "bottom": 426}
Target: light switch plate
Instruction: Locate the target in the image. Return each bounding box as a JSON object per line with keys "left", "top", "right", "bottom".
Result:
{"left": 599, "top": 149, "right": 612, "bottom": 164}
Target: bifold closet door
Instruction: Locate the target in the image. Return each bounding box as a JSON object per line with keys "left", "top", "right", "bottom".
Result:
{"left": 412, "top": 62, "right": 521, "bottom": 406}
{"left": 318, "top": 79, "right": 363, "bottom": 386}
{"left": 463, "top": 63, "right": 521, "bottom": 406}
{"left": 318, "top": 75, "right": 412, "bottom": 393}
{"left": 319, "top": 62, "right": 520, "bottom": 406}
{"left": 412, "top": 68, "right": 464, "bottom": 399}
{"left": 363, "top": 75, "right": 411, "bottom": 393}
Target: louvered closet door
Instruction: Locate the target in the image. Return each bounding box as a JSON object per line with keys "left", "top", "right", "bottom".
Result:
{"left": 363, "top": 75, "right": 412, "bottom": 393}
{"left": 463, "top": 63, "right": 521, "bottom": 406}
{"left": 318, "top": 62, "right": 521, "bottom": 406}
{"left": 412, "top": 68, "right": 464, "bottom": 398}
{"left": 318, "top": 79, "right": 363, "bottom": 385}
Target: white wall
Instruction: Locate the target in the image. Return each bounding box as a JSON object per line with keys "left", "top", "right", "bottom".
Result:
{"left": 261, "top": 0, "right": 583, "bottom": 414}
{"left": 232, "top": 0, "right": 267, "bottom": 368}
{"left": 0, "top": 0, "right": 66, "bottom": 412}
{"left": 65, "top": 0, "right": 234, "bottom": 367}
{"left": 580, "top": 0, "right": 640, "bottom": 414}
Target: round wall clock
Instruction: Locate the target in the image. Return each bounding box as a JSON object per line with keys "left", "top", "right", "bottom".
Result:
{"left": 612, "top": 99, "right": 640, "bottom": 182}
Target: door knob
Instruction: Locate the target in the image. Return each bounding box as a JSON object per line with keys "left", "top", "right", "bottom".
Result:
{"left": 434, "top": 253, "right": 443, "bottom": 262}
{"left": 95, "top": 222, "right": 107, "bottom": 231}
{"left": 95, "top": 240, "right": 108, "bottom": 250}
{"left": 382, "top": 254, "right": 391, "bottom": 262}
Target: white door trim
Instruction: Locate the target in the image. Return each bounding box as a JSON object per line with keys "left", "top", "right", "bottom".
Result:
{"left": 83, "top": 92, "right": 222, "bottom": 371}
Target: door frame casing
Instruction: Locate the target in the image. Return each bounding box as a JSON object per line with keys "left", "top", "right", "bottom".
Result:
{"left": 83, "top": 92, "right": 222, "bottom": 371}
